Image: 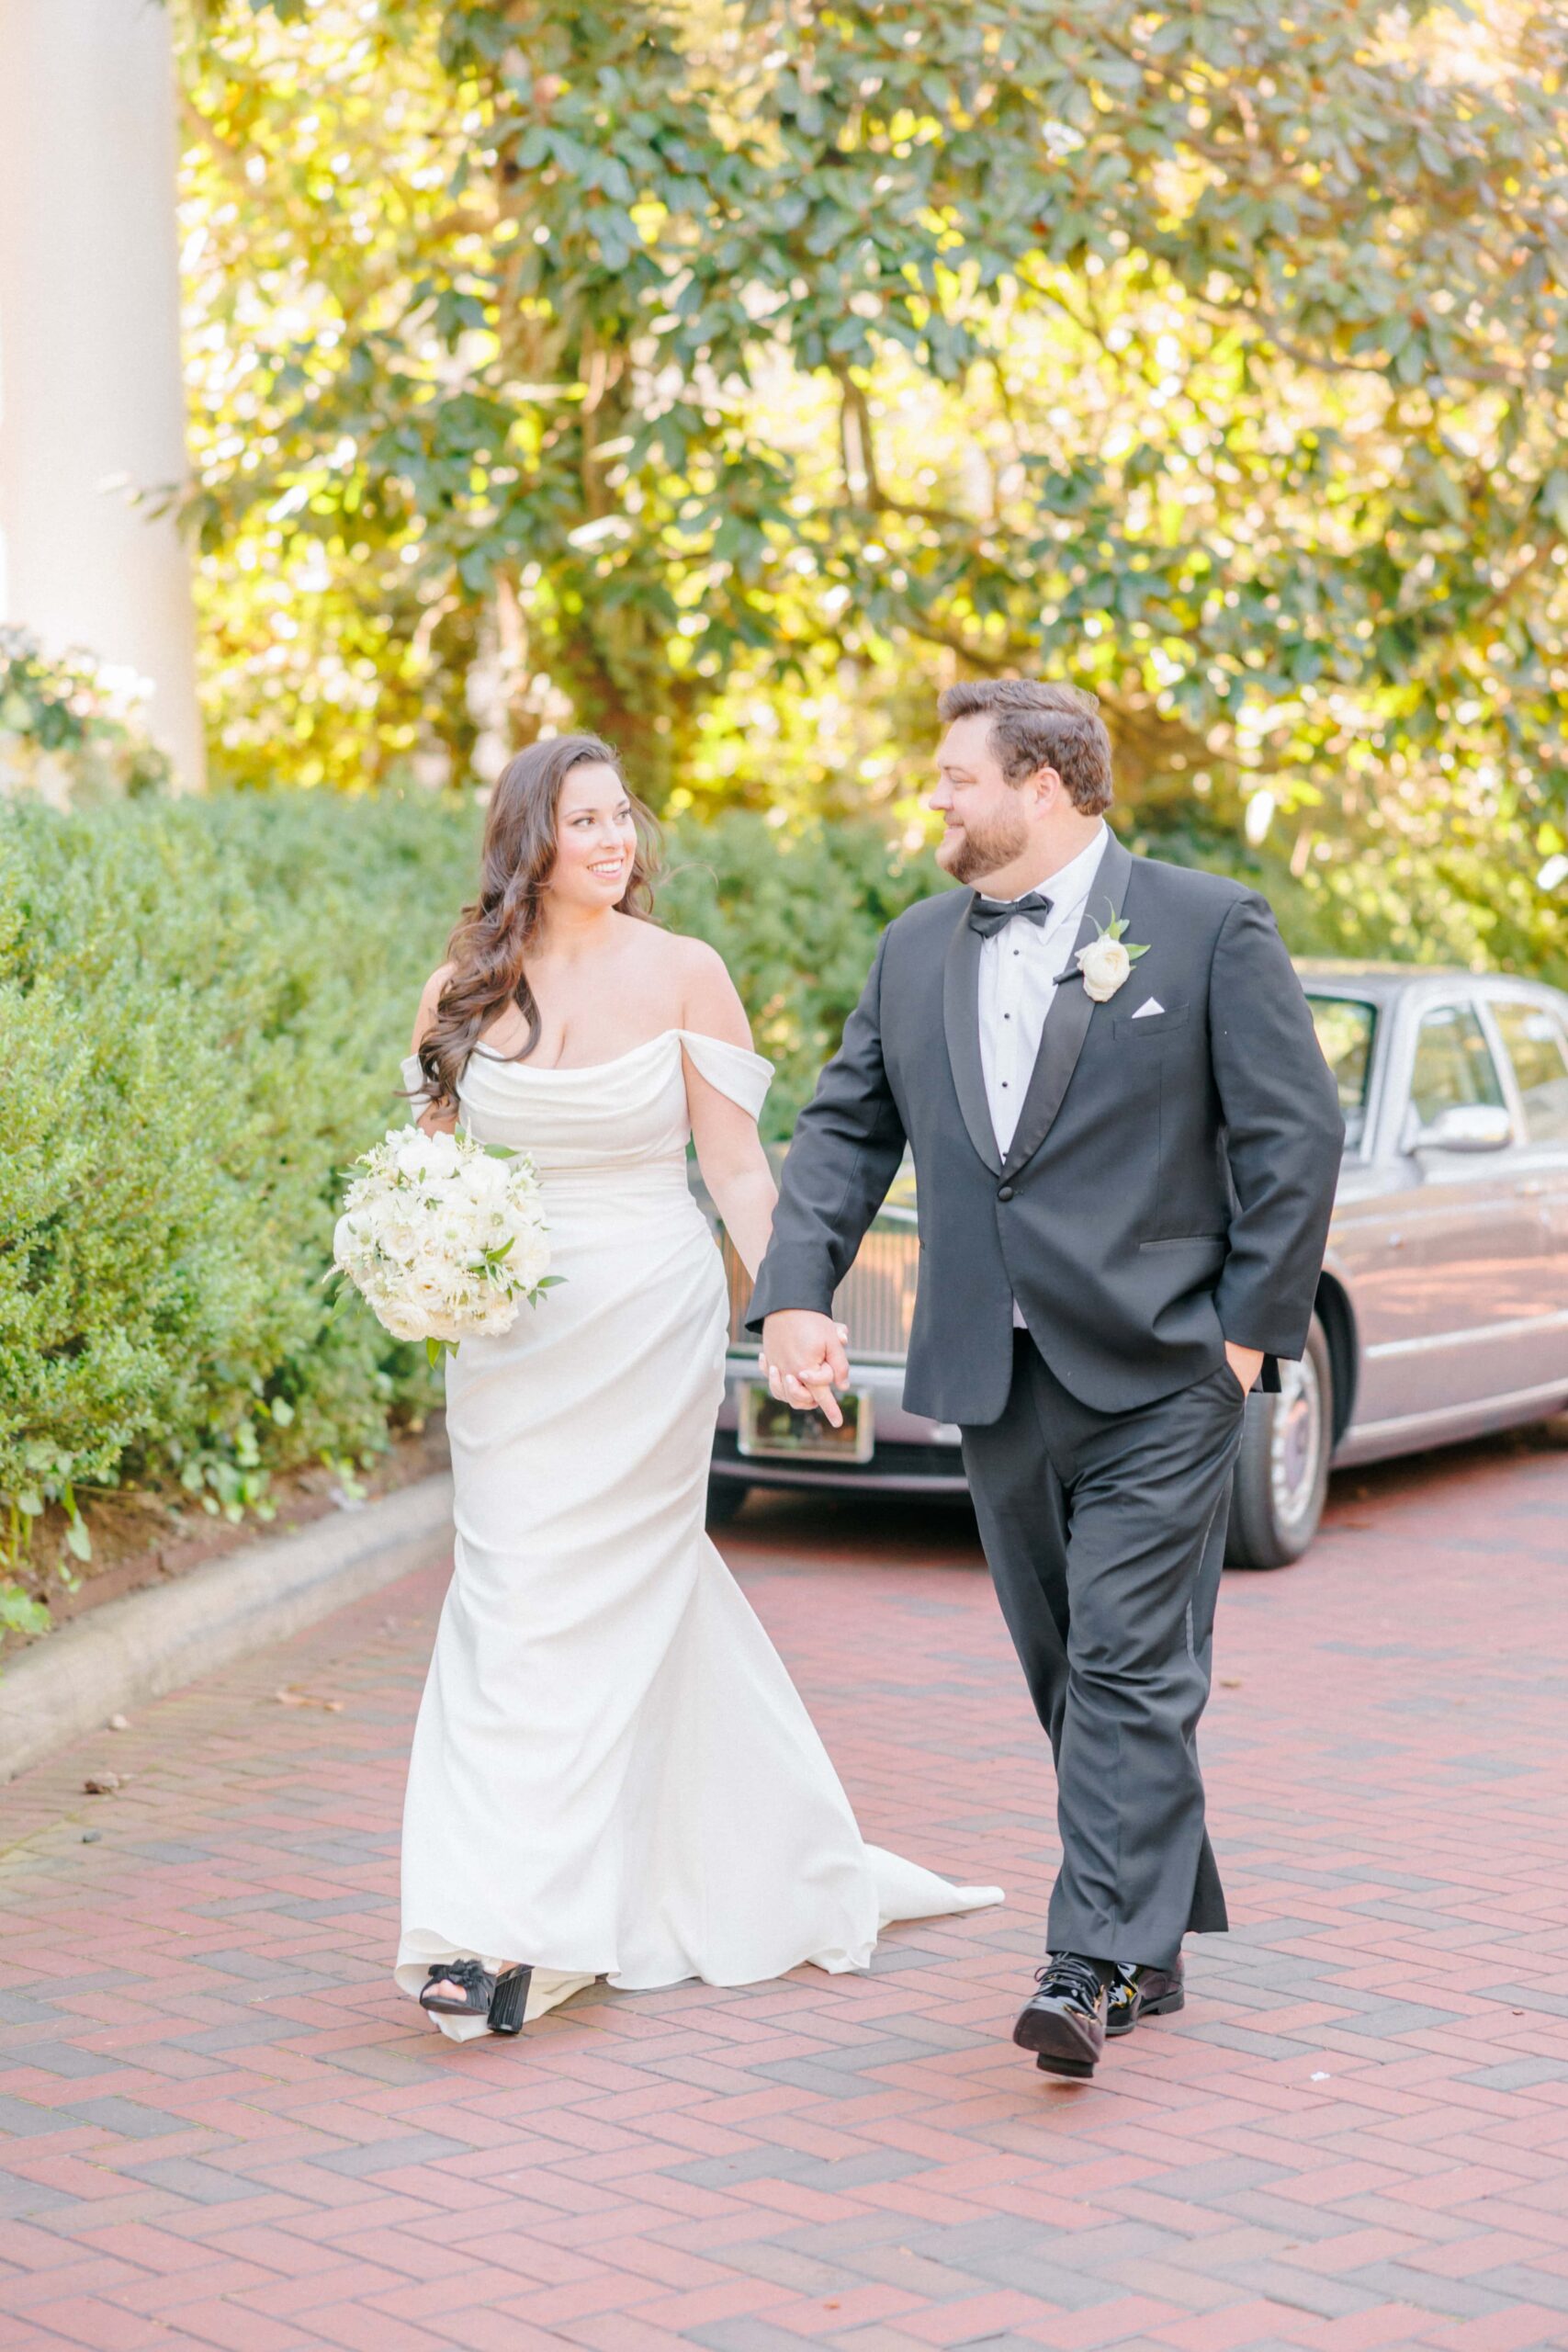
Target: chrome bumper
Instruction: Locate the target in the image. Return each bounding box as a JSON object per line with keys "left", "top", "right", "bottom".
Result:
{"left": 712, "top": 1355, "right": 969, "bottom": 1494}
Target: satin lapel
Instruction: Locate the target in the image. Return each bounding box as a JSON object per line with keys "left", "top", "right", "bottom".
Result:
{"left": 1001, "top": 834, "right": 1134, "bottom": 1182}
{"left": 942, "top": 899, "right": 1001, "bottom": 1175}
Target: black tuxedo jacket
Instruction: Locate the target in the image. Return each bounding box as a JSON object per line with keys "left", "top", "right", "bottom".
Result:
{"left": 748, "top": 835, "right": 1345, "bottom": 1425}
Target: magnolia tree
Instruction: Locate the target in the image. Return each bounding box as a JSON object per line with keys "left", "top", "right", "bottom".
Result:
{"left": 178, "top": 0, "right": 1568, "bottom": 967}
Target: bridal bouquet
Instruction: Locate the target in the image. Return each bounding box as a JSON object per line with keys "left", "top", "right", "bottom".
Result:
{"left": 331, "top": 1125, "right": 555, "bottom": 1361}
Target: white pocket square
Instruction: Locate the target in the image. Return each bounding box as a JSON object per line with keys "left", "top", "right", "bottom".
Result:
{"left": 1131, "top": 997, "right": 1165, "bottom": 1019}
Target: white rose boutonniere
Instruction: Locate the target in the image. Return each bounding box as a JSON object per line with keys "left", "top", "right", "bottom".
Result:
{"left": 1073, "top": 908, "right": 1150, "bottom": 1003}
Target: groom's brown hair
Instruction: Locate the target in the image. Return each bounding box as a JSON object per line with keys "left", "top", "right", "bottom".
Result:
{"left": 938, "top": 680, "right": 1113, "bottom": 815}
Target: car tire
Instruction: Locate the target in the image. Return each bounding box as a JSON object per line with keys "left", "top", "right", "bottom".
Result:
{"left": 705, "top": 1476, "right": 750, "bottom": 1526}
{"left": 1224, "top": 1316, "right": 1333, "bottom": 1570}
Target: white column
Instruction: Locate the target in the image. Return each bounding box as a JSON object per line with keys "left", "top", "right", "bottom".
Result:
{"left": 0, "top": 0, "right": 204, "bottom": 787}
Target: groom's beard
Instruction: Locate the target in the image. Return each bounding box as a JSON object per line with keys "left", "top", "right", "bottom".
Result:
{"left": 937, "top": 796, "right": 1031, "bottom": 887}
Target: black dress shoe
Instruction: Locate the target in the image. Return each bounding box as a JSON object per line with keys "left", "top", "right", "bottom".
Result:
{"left": 1012, "top": 1953, "right": 1109, "bottom": 2079}
{"left": 419, "top": 1960, "right": 532, "bottom": 2035}
{"left": 1105, "top": 1957, "right": 1185, "bottom": 2039}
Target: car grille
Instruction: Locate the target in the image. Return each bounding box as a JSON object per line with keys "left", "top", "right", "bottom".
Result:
{"left": 721, "top": 1224, "right": 920, "bottom": 1363}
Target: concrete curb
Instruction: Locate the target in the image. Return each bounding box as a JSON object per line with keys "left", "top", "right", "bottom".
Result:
{"left": 0, "top": 1474, "right": 454, "bottom": 1784}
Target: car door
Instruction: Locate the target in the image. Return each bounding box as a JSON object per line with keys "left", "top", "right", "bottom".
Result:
{"left": 1485, "top": 991, "right": 1568, "bottom": 1395}
{"left": 1352, "top": 997, "right": 1542, "bottom": 1420}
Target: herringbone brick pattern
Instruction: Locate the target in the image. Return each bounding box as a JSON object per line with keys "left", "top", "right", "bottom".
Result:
{"left": 3, "top": 1432, "right": 1567, "bottom": 2352}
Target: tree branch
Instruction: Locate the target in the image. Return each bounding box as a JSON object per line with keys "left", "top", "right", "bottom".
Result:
{"left": 1189, "top": 299, "right": 1528, "bottom": 392}
{"left": 902, "top": 615, "right": 1029, "bottom": 675}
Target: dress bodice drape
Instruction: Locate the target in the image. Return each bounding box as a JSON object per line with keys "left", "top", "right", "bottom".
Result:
{"left": 402, "top": 1025, "right": 771, "bottom": 1169}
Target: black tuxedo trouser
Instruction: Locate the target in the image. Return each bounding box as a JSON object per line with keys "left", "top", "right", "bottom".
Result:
{"left": 960, "top": 1331, "right": 1247, "bottom": 1973}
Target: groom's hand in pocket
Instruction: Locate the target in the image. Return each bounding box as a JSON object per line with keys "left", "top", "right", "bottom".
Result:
{"left": 1224, "top": 1341, "right": 1265, "bottom": 1396}
{"left": 761, "top": 1313, "right": 851, "bottom": 1428}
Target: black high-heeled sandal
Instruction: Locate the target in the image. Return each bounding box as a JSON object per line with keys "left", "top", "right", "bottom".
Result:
{"left": 418, "top": 1960, "right": 532, "bottom": 2035}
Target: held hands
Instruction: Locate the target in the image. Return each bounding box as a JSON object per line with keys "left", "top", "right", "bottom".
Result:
{"left": 1224, "top": 1341, "right": 1265, "bottom": 1396}
{"left": 760, "top": 1312, "right": 851, "bottom": 1429}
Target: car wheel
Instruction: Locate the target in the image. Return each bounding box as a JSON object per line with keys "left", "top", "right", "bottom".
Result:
{"left": 706, "top": 1476, "right": 750, "bottom": 1526}
{"left": 1224, "top": 1316, "right": 1333, "bottom": 1570}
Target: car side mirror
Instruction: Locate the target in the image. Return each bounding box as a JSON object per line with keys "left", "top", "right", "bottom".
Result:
{"left": 1409, "top": 1102, "right": 1513, "bottom": 1154}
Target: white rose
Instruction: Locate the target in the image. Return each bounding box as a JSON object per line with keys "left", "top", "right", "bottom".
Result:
{"left": 513, "top": 1237, "right": 550, "bottom": 1290}
{"left": 379, "top": 1303, "right": 429, "bottom": 1342}
{"left": 421, "top": 1133, "right": 461, "bottom": 1180}
{"left": 1077, "top": 935, "right": 1132, "bottom": 1002}
{"left": 458, "top": 1150, "right": 498, "bottom": 1191}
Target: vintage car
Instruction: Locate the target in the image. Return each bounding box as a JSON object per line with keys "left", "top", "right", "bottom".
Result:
{"left": 705, "top": 963, "right": 1568, "bottom": 1568}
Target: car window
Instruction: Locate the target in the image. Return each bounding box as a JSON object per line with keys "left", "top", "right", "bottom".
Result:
{"left": 1492, "top": 1001, "right": 1568, "bottom": 1145}
{"left": 1409, "top": 1002, "right": 1505, "bottom": 1126}
{"left": 1305, "top": 997, "right": 1375, "bottom": 1148}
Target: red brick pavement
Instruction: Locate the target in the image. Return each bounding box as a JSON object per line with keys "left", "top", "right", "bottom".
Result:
{"left": 3, "top": 1432, "right": 1568, "bottom": 2352}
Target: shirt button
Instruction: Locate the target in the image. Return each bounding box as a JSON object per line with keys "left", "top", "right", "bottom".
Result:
{"left": 998, "top": 1184, "right": 1015, "bottom": 1202}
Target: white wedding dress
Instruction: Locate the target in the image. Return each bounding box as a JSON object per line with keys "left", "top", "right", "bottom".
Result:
{"left": 394, "top": 1027, "right": 1000, "bottom": 2036}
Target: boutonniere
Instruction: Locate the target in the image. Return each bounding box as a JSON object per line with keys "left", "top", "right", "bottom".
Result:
{"left": 1065, "top": 906, "right": 1151, "bottom": 1003}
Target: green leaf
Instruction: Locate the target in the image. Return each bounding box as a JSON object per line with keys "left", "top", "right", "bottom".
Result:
{"left": 0, "top": 1585, "right": 51, "bottom": 1639}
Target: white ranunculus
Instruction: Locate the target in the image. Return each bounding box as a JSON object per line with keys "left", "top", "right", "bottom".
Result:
{"left": 1077, "top": 934, "right": 1132, "bottom": 1002}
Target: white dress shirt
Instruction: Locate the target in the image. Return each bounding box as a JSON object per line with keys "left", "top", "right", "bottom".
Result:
{"left": 975, "top": 823, "right": 1110, "bottom": 1326}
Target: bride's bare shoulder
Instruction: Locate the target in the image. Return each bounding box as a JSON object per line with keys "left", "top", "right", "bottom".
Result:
{"left": 411, "top": 961, "right": 457, "bottom": 1055}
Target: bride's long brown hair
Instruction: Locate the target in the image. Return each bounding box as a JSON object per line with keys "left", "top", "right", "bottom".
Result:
{"left": 418, "top": 734, "right": 662, "bottom": 1108}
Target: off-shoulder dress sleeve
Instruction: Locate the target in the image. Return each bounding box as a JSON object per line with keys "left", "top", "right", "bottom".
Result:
{"left": 677, "top": 1029, "right": 773, "bottom": 1122}
{"left": 400, "top": 1052, "right": 434, "bottom": 1124}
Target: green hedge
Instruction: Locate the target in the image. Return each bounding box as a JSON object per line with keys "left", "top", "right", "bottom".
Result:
{"left": 0, "top": 797, "right": 479, "bottom": 1554}
{"left": 0, "top": 793, "right": 933, "bottom": 1570}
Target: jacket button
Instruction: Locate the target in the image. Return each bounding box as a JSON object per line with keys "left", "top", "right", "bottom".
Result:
{"left": 998, "top": 1184, "right": 1015, "bottom": 1202}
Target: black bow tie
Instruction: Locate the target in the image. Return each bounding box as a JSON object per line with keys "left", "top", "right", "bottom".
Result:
{"left": 967, "top": 889, "right": 1054, "bottom": 940}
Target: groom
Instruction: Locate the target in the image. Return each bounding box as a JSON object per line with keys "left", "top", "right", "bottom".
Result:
{"left": 750, "top": 681, "right": 1343, "bottom": 2080}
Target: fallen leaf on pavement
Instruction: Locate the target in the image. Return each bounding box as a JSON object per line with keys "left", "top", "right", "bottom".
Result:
{"left": 274, "top": 1686, "right": 345, "bottom": 1712}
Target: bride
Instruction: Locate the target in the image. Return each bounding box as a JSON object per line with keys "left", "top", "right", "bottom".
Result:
{"left": 394, "top": 733, "right": 1000, "bottom": 2039}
